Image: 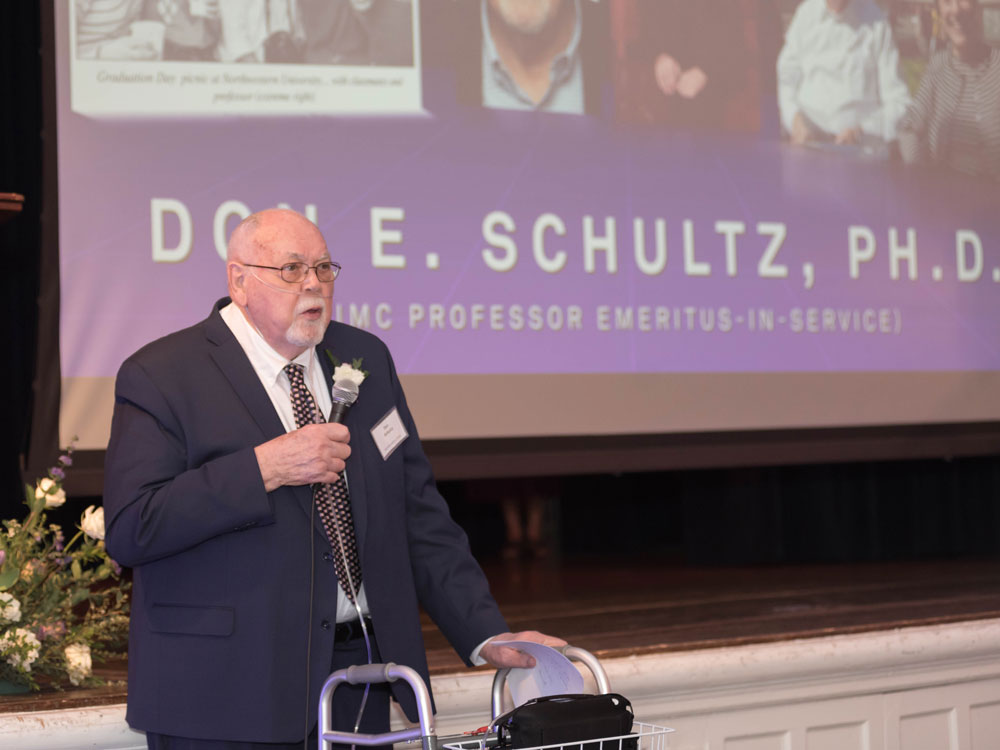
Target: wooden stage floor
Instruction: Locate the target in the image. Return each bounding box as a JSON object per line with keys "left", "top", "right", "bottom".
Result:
{"left": 2, "top": 557, "right": 998, "bottom": 713}
{"left": 422, "top": 557, "right": 1000, "bottom": 673}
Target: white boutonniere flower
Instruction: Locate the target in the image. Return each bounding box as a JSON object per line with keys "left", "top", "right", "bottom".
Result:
{"left": 325, "top": 351, "right": 370, "bottom": 388}
{"left": 333, "top": 362, "right": 366, "bottom": 387}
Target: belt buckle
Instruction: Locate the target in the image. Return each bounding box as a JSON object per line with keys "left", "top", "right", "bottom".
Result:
{"left": 337, "top": 617, "right": 366, "bottom": 640}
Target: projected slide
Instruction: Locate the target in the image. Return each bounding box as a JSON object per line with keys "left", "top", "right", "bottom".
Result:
{"left": 70, "top": 0, "right": 420, "bottom": 113}
{"left": 55, "top": 0, "right": 1000, "bottom": 446}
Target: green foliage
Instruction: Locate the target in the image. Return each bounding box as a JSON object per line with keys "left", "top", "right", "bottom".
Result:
{"left": 0, "top": 444, "right": 130, "bottom": 690}
{"left": 324, "top": 349, "right": 370, "bottom": 378}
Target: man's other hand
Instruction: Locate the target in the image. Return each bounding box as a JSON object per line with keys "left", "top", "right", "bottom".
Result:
{"left": 480, "top": 631, "right": 568, "bottom": 669}
{"left": 654, "top": 53, "right": 682, "bottom": 96}
{"left": 835, "top": 127, "right": 862, "bottom": 145}
{"left": 790, "top": 111, "right": 814, "bottom": 145}
{"left": 255, "top": 423, "right": 351, "bottom": 492}
{"left": 677, "top": 67, "right": 708, "bottom": 100}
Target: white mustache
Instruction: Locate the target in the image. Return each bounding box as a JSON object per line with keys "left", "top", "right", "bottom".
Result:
{"left": 250, "top": 269, "right": 334, "bottom": 299}
{"left": 293, "top": 295, "right": 328, "bottom": 316}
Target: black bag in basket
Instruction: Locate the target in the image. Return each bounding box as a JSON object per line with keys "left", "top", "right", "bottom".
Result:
{"left": 494, "top": 693, "right": 638, "bottom": 750}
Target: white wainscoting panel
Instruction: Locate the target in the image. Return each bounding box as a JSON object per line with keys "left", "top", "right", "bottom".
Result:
{"left": 885, "top": 676, "right": 1000, "bottom": 750}
{"left": 969, "top": 699, "right": 1000, "bottom": 748}
{"left": 804, "top": 721, "right": 868, "bottom": 750}
{"left": 4, "top": 619, "right": 1000, "bottom": 750}
{"left": 721, "top": 732, "right": 791, "bottom": 750}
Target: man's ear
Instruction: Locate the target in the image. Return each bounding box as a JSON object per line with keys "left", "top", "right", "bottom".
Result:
{"left": 227, "top": 262, "right": 248, "bottom": 306}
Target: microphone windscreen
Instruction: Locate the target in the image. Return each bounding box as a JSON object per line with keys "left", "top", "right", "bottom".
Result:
{"left": 331, "top": 379, "right": 360, "bottom": 405}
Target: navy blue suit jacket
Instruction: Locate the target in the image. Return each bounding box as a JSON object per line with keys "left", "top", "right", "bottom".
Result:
{"left": 104, "top": 299, "right": 507, "bottom": 743}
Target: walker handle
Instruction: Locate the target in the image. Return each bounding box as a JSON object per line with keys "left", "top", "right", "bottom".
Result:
{"left": 319, "top": 662, "right": 436, "bottom": 750}
{"left": 490, "top": 645, "right": 611, "bottom": 720}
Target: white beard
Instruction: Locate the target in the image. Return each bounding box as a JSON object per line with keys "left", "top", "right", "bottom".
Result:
{"left": 285, "top": 295, "right": 329, "bottom": 349}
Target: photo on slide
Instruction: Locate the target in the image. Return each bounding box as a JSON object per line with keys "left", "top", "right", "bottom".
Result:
{"left": 69, "top": 0, "right": 422, "bottom": 115}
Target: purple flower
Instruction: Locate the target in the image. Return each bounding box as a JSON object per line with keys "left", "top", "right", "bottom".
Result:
{"left": 0, "top": 550, "right": 5, "bottom": 566}
{"left": 51, "top": 467, "right": 66, "bottom": 480}
{"left": 59, "top": 454, "right": 73, "bottom": 467}
{"left": 36, "top": 621, "right": 67, "bottom": 640}
{"left": 110, "top": 559, "right": 122, "bottom": 576}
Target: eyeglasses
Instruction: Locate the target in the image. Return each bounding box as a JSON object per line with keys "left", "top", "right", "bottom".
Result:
{"left": 242, "top": 261, "right": 341, "bottom": 283}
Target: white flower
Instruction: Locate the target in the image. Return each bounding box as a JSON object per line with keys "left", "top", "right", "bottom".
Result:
{"left": 36, "top": 477, "right": 66, "bottom": 509}
{"left": 81, "top": 505, "right": 105, "bottom": 541}
{"left": 0, "top": 592, "right": 21, "bottom": 624}
{"left": 64, "top": 643, "right": 93, "bottom": 686}
{"left": 332, "top": 363, "right": 366, "bottom": 387}
{"left": 0, "top": 627, "right": 42, "bottom": 671}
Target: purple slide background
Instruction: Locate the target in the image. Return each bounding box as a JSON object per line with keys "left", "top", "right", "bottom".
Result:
{"left": 56, "top": 13, "right": 1000, "bottom": 380}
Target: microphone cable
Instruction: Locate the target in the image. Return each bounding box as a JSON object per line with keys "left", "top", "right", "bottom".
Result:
{"left": 304, "top": 474, "right": 373, "bottom": 750}
{"left": 303, "top": 485, "right": 317, "bottom": 750}
{"left": 335, "top": 471, "right": 374, "bottom": 747}
{"left": 302, "top": 373, "right": 373, "bottom": 749}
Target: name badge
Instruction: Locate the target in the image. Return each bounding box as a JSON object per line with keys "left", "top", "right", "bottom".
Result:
{"left": 371, "top": 407, "right": 408, "bottom": 460}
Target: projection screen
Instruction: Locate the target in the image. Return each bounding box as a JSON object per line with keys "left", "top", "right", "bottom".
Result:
{"left": 56, "top": 0, "right": 1000, "bottom": 454}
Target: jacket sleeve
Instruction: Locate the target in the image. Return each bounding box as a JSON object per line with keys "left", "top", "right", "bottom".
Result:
{"left": 776, "top": 3, "right": 807, "bottom": 135}
{"left": 104, "top": 358, "right": 276, "bottom": 567}
{"left": 379, "top": 347, "right": 508, "bottom": 663}
{"left": 898, "top": 56, "right": 938, "bottom": 165}
{"left": 869, "top": 18, "right": 912, "bottom": 141}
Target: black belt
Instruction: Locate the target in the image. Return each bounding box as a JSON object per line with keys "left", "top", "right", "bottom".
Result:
{"left": 335, "top": 617, "right": 372, "bottom": 641}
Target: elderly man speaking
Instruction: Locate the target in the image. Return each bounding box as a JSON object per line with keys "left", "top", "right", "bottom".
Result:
{"left": 104, "top": 208, "right": 562, "bottom": 749}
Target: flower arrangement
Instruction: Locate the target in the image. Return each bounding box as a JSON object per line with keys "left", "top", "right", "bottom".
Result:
{"left": 0, "top": 445, "right": 130, "bottom": 691}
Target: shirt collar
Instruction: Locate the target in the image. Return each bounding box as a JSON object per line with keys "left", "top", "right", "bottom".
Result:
{"left": 481, "top": 0, "right": 583, "bottom": 108}
{"left": 220, "top": 300, "right": 317, "bottom": 389}
{"left": 820, "top": 0, "right": 855, "bottom": 23}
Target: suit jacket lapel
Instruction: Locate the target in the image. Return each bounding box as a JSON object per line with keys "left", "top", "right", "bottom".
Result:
{"left": 204, "top": 300, "right": 314, "bottom": 519}
{"left": 205, "top": 301, "right": 286, "bottom": 441}
{"left": 319, "top": 340, "right": 369, "bottom": 556}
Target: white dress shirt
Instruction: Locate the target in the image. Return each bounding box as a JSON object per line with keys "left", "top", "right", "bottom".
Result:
{"left": 777, "top": 0, "right": 911, "bottom": 141}
{"left": 220, "top": 301, "right": 370, "bottom": 624}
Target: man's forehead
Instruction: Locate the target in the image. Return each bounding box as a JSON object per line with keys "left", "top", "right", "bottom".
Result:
{"left": 252, "top": 220, "right": 329, "bottom": 261}
{"left": 259, "top": 243, "right": 331, "bottom": 262}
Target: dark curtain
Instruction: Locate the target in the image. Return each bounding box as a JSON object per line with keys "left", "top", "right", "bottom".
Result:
{"left": 454, "top": 456, "right": 1000, "bottom": 564}
{"left": 0, "top": 2, "right": 43, "bottom": 517}
{"left": 679, "top": 456, "right": 1000, "bottom": 564}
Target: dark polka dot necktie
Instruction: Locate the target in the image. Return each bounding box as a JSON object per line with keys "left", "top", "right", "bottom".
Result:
{"left": 284, "top": 363, "right": 363, "bottom": 603}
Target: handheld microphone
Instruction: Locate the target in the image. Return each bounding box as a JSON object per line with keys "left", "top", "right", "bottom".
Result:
{"left": 329, "top": 379, "right": 360, "bottom": 424}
